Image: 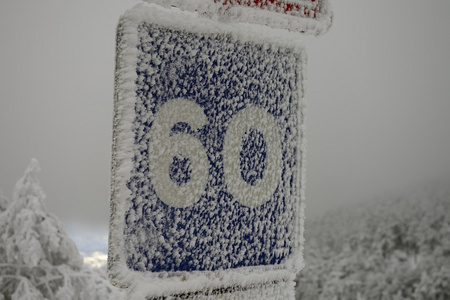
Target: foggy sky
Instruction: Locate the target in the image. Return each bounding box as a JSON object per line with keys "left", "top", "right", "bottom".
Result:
{"left": 1, "top": 0, "right": 450, "bottom": 252}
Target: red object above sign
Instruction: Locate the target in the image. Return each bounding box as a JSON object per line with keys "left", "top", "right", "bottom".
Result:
{"left": 217, "top": 0, "right": 322, "bottom": 19}
{"left": 144, "top": 0, "right": 332, "bottom": 35}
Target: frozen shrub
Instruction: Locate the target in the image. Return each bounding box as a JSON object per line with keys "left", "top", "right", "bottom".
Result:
{"left": 0, "top": 160, "right": 124, "bottom": 299}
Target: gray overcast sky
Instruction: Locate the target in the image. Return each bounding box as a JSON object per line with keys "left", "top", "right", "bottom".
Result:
{"left": 1, "top": 1, "right": 450, "bottom": 252}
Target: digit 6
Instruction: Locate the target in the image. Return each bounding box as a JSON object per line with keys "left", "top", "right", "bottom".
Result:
{"left": 148, "top": 98, "right": 209, "bottom": 208}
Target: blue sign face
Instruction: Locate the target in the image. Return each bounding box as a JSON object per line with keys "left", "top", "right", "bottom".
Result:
{"left": 123, "top": 23, "right": 301, "bottom": 273}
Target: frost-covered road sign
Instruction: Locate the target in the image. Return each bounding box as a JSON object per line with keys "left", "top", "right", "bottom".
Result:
{"left": 109, "top": 3, "right": 309, "bottom": 298}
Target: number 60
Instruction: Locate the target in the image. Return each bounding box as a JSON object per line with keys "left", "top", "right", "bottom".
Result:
{"left": 148, "top": 98, "right": 282, "bottom": 208}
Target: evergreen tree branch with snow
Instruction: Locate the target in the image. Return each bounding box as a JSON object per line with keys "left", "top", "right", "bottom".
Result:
{"left": 0, "top": 159, "right": 124, "bottom": 299}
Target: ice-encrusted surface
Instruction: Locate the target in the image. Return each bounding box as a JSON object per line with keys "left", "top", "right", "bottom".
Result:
{"left": 109, "top": 4, "right": 307, "bottom": 296}
{"left": 128, "top": 279, "right": 295, "bottom": 299}
{"left": 143, "top": 0, "right": 333, "bottom": 35}
{"left": 124, "top": 23, "right": 299, "bottom": 272}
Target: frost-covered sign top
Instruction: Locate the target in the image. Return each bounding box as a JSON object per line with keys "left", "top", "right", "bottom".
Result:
{"left": 144, "top": 0, "right": 332, "bottom": 35}
{"left": 109, "top": 3, "right": 312, "bottom": 298}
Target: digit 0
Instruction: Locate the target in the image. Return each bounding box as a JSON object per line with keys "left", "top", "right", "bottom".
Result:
{"left": 223, "top": 105, "right": 283, "bottom": 207}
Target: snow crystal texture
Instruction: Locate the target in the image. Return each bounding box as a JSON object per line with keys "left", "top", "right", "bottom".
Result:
{"left": 124, "top": 23, "right": 300, "bottom": 273}
{"left": 109, "top": 4, "right": 306, "bottom": 296}
{"left": 143, "top": 0, "right": 333, "bottom": 35}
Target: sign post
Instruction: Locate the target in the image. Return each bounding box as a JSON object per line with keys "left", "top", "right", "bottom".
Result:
{"left": 109, "top": 1, "right": 331, "bottom": 299}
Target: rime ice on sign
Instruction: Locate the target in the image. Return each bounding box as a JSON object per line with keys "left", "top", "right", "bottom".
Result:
{"left": 127, "top": 24, "right": 296, "bottom": 272}
{"left": 143, "top": 0, "right": 332, "bottom": 35}
{"left": 109, "top": 3, "right": 307, "bottom": 298}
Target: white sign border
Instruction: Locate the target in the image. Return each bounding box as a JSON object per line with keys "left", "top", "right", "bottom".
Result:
{"left": 108, "top": 3, "right": 307, "bottom": 297}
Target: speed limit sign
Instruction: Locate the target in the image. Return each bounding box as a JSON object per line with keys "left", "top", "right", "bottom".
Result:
{"left": 109, "top": 4, "right": 307, "bottom": 298}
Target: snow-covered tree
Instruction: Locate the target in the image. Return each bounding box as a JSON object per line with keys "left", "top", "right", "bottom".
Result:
{"left": 296, "top": 178, "right": 450, "bottom": 300}
{"left": 1, "top": 159, "right": 82, "bottom": 269}
{"left": 0, "top": 189, "right": 8, "bottom": 265}
{"left": 0, "top": 159, "right": 124, "bottom": 299}
{"left": 0, "top": 189, "right": 8, "bottom": 213}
